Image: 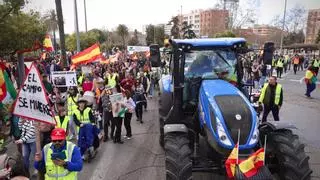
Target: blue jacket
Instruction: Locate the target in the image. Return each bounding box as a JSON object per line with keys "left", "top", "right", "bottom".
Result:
{"left": 78, "top": 123, "right": 99, "bottom": 154}
{"left": 34, "top": 142, "right": 83, "bottom": 172}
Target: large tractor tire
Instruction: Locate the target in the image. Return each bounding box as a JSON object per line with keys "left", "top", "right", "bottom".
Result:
{"left": 159, "top": 91, "right": 172, "bottom": 147}
{"left": 267, "top": 130, "right": 312, "bottom": 180}
{"left": 165, "top": 132, "right": 192, "bottom": 180}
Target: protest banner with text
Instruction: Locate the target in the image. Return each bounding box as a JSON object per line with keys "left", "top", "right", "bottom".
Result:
{"left": 13, "top": 63, "right": 56, "bottom": 125}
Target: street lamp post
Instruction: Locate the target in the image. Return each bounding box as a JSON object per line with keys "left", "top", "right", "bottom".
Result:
{"left": 74, "top": 0, "right": 81, "bottom": 52}
{"left": 84, "top": 0, "right": 88, "bottom": 32}
{"left": 280, "top": 0, "right": 287, "bottom": 54}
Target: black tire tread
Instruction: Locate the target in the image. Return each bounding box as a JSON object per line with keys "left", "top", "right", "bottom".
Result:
{"left": 269, "top": 130, "right": 312, "bottom": 180}
{"left": 164, "top": 133, "right": 193, "bottom": 180}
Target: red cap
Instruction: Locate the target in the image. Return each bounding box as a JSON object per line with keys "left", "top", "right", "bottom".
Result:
{"left": 51, "top": 128, "right": 66, "bottom": 141}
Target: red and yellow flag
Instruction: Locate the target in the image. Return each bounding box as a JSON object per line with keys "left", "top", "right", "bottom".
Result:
{"left": 72, "top": 43, "right": 101, "bottom": 65}
{"left": 225, "top": 144, "right": 239, "bottom": 178}
{"left": 43, "top": 34, "right": 54, "bottom": 52}
{"left": 0, "top": 68, "right": 7, "bottom": 101}
{"left": 238, "top": 148, "right": 265, "bottom": 178}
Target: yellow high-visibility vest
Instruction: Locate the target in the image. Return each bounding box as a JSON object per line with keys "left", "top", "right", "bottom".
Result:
{"left": 313, "top": 59, "right": 320, "bottom": 68}
{"left": 107, "top": 74, "right": 117, "bottom": 88}
{"left": 67, "top": 96, "right": 78, "bottom": 116}
{"left": 73, "top": 107, "right": 91, "bottom": 124}
{"left": 276, "top": 60, "right": 283, "bottom": 68}
{"left": 259, "top": 83, "right": 282, "bottom": 105}
{"left": 44, "top": 142, "right": 77, "bottom": 180}
{"left": 55, "top": 116, "right": 70, "bottom": 132}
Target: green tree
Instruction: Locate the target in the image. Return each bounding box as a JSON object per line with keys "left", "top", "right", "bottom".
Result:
{"left": 154, "top": 26, "right": 165, "bottom": 46}
{"left": 55, "top": 0, "right": 67, "bottom": 66}
{"left": 116, "top": 24, "right": 129, "bottom": 48}
{"left": 145, "top": 24, "right": 155, "bottom": 45}
{"left": 169, "top": 16, "right": 180, "bottom": 39}
{"left": 65, "top": 30, "right": 107, "bottom": 51}
{"left": 0, "top": 11, "right": 46, "bottom": 55}
{"left": 214, "top": 31, "right": 236, "bottom": 38}
{"left": 128, "top": 29, "right": 139, "bottom": 45}
{"left": 283, "top": 30, "right": 305, "bottom": 45}
{"left": 0, "top": 0, "right": 25, "bottom": 22}
{"left": 43, "top": 9, "right": 58, "bottom": 50}
{"left": 316, "top": 29, "right": 320, "bottom": 44}
{"left": 181, "top": 21, "right": 196, "bottom": 39}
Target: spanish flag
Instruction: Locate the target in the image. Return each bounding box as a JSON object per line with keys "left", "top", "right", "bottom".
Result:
{"left": 72, "top": 43, "right": 101, "bottom": 65}
{"left": 225, "top": 144, "right": 239, "bottom": 178}
{"left": 238, "top": 148, "right": 265, "bottom": 178}
{"left": 43, "top": 34, "right": 54, "bottom": 52}
{"left": 145, "top": 51, "right": 150, "bottom": 58}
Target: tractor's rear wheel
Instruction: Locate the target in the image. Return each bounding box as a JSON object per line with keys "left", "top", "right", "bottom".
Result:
{"left": 267, "top": 130, "right": 312, "bottom": 180}
{"left": 165, "top": 132, "right": 192, "bottom": 180}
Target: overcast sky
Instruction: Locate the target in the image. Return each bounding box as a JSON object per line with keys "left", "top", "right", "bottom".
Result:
{"left": 25, "top": 0, "right": 320, "bottom": 34}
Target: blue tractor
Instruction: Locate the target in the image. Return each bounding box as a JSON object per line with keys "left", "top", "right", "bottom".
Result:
{"left": 151, "top": 38, "right": 312, "bottom": 179}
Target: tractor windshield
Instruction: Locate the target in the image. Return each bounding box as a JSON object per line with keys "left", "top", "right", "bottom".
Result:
{"left": 184, "top": 49, "right": 236, "bottom": 79}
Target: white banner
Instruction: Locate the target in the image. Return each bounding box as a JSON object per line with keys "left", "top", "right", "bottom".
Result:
{"left": 13, "top": 64, "right": 55, "bottom": 125}
{"left": 127, "top": 46, "right": 150, "bottom": 55}
{"left": 51, "top": 71, "right": 77, "bottom": 87}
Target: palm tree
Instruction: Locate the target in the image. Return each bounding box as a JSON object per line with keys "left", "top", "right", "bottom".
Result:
{"left": 43, "top": 10, "right": 58, "bottom": 50}
{"left": 116, "top": 24, "right": 129, "bottom": 48}
{"left": 169, "top": 16, "right": 180, "bottom": 39}
{"left": 55, "top": 0, "right": 67, "bottom": 67}
{"left": 181, "top": 21, "right": 196, "bottom": 39}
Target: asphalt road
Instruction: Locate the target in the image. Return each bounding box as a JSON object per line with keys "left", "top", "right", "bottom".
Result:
{"left": 77, "top": 69, "right": 320, "bottom": 180}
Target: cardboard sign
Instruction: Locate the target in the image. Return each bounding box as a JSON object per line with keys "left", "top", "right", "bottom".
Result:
{"left": 51, "top": 71, "right": 77, "bottom": 87}
{"left": 13, "top": 63, "right": 55, "bottom": 125}
{"left": 109, "top": 93, "right": 124, "bottom": 117}
{"left": 81, "top": 66, "right": 92, "bottom": 75}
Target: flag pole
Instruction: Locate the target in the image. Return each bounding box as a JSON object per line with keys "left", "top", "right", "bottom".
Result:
{"left": 236, "top": 129, "right": 240, "bottom": 164}
{"left": 263, "top": 134, "right": 267, "bottom": 165}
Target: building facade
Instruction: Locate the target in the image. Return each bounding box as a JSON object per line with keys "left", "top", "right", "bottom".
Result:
{"left": 200, "top": 9, "right": 229, "bottom": 37}
{"left": 252, "top": 25, "right": 282, "bottom": 37}
{"left": 305, "top": 9, "right": 320, "bottom": 44}
{"left": 182, "top": 10, "right": 202, "bottom": 37}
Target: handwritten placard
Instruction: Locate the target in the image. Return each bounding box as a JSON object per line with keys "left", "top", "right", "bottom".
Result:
{"left": 13, "top": 63, "right": 55, "bottom": 125}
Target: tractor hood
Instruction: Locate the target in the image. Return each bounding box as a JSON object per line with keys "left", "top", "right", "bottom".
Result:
{"left": 199, "top": 79, "right": 259, "bottom": 150}
{"left": 201, "top": 79, "right": 243, "bottom": 97}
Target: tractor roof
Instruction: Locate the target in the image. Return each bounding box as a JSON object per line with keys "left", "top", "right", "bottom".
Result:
{"left": 173, "top": 38, "right": 246, "bottom": 48}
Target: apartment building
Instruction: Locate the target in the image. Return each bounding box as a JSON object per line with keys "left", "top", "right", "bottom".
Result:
{"left": 200, "top": 9, "right": 229, "bottom": 37}
{"left": 305, "top": 8, "right": 320, "bottom": 44}
{"left": 182, "top": 9, "right": 202, "bottom": 37}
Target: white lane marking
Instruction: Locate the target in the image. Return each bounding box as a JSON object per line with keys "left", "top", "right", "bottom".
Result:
{"left": 289, "top": 78, "right": 320, "bottom": 84}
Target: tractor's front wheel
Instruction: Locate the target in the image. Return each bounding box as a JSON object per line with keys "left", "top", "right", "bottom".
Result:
{"left": 164, "top": 132, "right": 192, "bottom": 180}
{"left": 267, "top": 130, "right": 312, "bottom": 180}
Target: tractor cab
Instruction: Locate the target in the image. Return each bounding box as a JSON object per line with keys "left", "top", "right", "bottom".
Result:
{"left": 156, "top": 38, "right": 312, "bottom": 180}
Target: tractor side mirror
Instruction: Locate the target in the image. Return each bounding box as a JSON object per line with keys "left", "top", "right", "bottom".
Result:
{"left": 149, "top": 44, "right": 161, "bottom": 67}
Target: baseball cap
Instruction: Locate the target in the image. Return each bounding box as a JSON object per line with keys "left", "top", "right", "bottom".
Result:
{"left": 51, "top": 128, "right": 66, "bottom": 141}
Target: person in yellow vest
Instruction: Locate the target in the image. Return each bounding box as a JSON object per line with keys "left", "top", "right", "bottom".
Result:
{"left": 276, "top": 57, "right": 284, "bottom": 78}
{"left": 34, "top": 128, "right": 83, "bottom": 180}
{"left": 312, "top": 58, "right": 319, "bottom": 76}
{"left": 259, "top": 76, "right": 283, "bottom": 122}
{"left": 107, "top": 72, "right": 118, "bottom": 89}
{"left": 55, "top": 101, "right": 70, "bottom": 138}
{"left": 67, "top": 86, "right": 79, "bottom": 140}
{"left": 73, "top": 98, "right": 95, "bottom": 131}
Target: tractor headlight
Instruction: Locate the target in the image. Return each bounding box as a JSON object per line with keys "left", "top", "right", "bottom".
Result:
{"left": 216, "top": 117, "right": 232, "bottom": 146}
{"left": 248, "top": 118, "right": 259, "bottom": 145}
